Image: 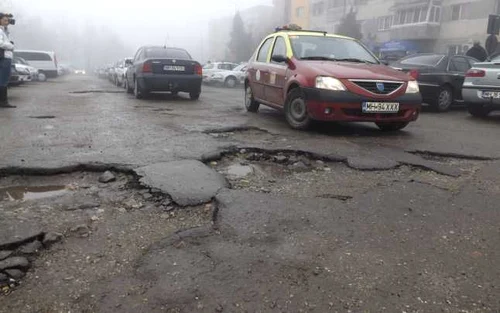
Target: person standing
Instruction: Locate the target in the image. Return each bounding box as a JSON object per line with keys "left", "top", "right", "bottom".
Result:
{"left": 0, "top": 12, "right": 15, "bottom": 108}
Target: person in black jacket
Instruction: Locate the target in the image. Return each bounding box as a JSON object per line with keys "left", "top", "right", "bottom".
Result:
{"left": 466, "top": 41, "right": 488, "bottom": 62}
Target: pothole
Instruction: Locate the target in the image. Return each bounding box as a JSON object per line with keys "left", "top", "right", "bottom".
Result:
{"left": 28, "top": 116, "right": 56, "bottom": 119}
{"left": 69, "top": 90, "right": 124, "bottom": 94}
{"left": 0, "top": 169, "right": 215, "bottom": 294}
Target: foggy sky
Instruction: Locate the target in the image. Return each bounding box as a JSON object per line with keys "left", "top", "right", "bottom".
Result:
{"left": 12, "top": 0, "right": 273, "bottom": 49}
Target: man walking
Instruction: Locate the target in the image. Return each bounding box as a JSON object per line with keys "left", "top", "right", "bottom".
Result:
{"left": 0, "top": 12, "right": 15, "bottom": 108}
{"left": 466, "top": 41, "right": 488, "bottom": 62}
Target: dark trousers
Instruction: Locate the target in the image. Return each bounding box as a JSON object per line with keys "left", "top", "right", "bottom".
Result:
{"left": 0, "top": 58, "right": 12, "bottom": 87}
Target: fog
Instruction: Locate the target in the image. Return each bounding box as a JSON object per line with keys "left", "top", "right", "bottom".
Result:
{"left": 3, "top": 0, "right": 272, "bottom": 69}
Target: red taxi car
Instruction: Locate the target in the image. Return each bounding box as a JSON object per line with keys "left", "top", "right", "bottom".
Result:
{"left": 245, "top": 26, "right": 422, "bottom": 131}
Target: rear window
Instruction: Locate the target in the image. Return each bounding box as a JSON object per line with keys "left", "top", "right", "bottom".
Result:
{"left": 145, "top": 48, "right": 191, "bottom": 60}
{"left": 400, "top": 55, "right": 444, "bottom": 66}
{"left": 15, "top": 52, "right": 52, "bottom": 61}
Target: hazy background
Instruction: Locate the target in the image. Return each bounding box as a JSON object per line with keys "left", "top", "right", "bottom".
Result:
{"left": 2, "top": 0, "right": 272, "bottom": 68}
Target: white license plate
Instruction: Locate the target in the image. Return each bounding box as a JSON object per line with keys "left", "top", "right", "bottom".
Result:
{"left": 362, "top": 102, "right": 399, "bottom": 113}
{"left": 164, "top": 65, "right": 185, "bottom": 71}
{"left": 482, "top": 91, "right": 500, "bottom": 99}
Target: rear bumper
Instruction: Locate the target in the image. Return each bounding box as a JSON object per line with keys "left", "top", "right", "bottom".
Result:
{"left": 417, "top": 83, "right": 440, "bottom": 103}
{"left": 302, "top": 88, "right": 422, "bottom": 122}
{"left": 138, "top": 74, "right": 202, "bottom": 92}
{"left": 462, "top": 87, "right": 500, "bottom": 108}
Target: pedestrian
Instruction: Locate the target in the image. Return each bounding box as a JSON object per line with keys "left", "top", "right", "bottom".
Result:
{"left": 0, "top": 12, "right": 15, "bottom": 108}
{"left": 465, "top": 41, "right": 488, "bottom": 62}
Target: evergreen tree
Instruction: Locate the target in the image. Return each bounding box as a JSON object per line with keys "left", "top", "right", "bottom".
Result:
{"left": 228, "top": 12, "right": 253, "bottom": 62}
{"left": 336, "top": 9, "right": 363, "bottom": 40}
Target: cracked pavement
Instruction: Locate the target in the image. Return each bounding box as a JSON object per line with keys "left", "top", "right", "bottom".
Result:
{"left": 1, "top": 76, "right": 500, "bottom": 312}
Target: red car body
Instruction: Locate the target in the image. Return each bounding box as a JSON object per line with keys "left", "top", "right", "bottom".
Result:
{"left": 245, "top": 30, "right": 422, "bottom": 131}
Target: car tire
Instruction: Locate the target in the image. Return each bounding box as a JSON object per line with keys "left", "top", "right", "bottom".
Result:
{"left": 376, "top": 122, "right": 410, "bottom": 131}
{"left": 125, "top": 78, "right": 133, "bottom": 94}
{"left": 245, "top": 85, "right": 260, "bottom": 112}
{"left": 225, "top": 76, "right": 237, "bottom": 88}
{"left": 284, "top": 88, "right": 312, "bottom": 130}
{"left": 189, "top": 92, "right": 200, "bottom": 100}
{"left": 467, "top": 105, "right": 491, "bottom": 117}
{"left": 431, "top": 86, "right": 453, "bottom": 112}
{"left": 134, "top": 79, "right": 144, "bottom": 99}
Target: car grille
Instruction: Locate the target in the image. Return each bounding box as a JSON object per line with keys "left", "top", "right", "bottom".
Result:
{"left": 351, "top": 80, "right": 403, "bottom": 95}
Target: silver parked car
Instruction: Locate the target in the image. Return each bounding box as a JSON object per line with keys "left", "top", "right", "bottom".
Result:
{"left": 462, "top": 55, "right": 500, "bottom": 117}
{"left": 206, "top": 63, "right": 248, "bottom": 88}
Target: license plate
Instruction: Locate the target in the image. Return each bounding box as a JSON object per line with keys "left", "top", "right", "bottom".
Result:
{"left": 362, "top": 102, "right": 399, "bottom": 113}
{"left": 482, "top": 91, "right": 500, "bottom": 99}
{"left": 164, "top": 65, "right": 185, "bottom": 71}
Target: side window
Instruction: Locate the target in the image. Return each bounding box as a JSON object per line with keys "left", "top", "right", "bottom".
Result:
{"left": 449, "top": 57, "right": 471, "bottom": 72}
{"left": 256, "top": 37, "right": 274, "bottom": 63}
{"left": 271, "top": 37, "right": 288, "bottom": 64}
{"left": 217, "top": 64, "right": 225, "bottom": 69}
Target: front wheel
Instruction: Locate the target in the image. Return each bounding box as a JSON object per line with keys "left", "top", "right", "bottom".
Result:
{"left": 376, "top": 122, "right": 410, "bottom": 132}
{"left": 284, "top": 88, "right": 312, "bottom": 130}
{"left": 189, "top": 92, "right": 200, "bottom": 100}
{"left": 245, "top": 85, "right": 260, "bottom": 112}
{"left": 468, "top": 105, "right": 491, "bottom": 117}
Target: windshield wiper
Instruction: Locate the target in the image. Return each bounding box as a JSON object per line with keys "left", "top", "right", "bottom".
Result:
{"left": 301, "top": 56, "right": 376, "bottom": 64}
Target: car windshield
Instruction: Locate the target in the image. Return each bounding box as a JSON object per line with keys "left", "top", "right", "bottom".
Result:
{"left": 490, "top": 55, "right": 500, "bottom": 63}
{"left": 289, "top": 35, "right": 378, "bottom": 64}
{"left": 400, "top": 55, "right": 444, "bottom": 66}
{"left": 145, "top": 48, "right": 191, "bottom": 60}
{"left": 15, "top": 57, "right": 29, "bottom": 65}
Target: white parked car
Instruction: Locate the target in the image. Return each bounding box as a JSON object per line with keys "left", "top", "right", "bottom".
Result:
{"left": 13, "top": 57, "right": 40, "bottom": 81}
{"left": 206, "top": 63, "right": 248, "bottom": 88}
{"left": 113, "top": 58, "right": 132, "bottom": 87}
{"left": 202, "top": 62, "right": 238, "bottom": 85}
{"left": 14, "top": 50, "right": 59, "bottom": 78}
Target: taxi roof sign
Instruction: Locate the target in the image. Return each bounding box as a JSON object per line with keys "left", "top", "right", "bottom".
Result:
{"left": 274, "top": 24, "right": 328, "bottom": 35}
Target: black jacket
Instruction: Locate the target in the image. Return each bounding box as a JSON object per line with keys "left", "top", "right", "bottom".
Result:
{"left": 466, "top": 45, "right": 488, "bottom": 62}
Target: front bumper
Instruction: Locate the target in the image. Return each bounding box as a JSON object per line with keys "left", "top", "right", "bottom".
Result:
{"left": 138, "top": 74, "right": 202, "bottom": 93}
{"left": 462, "top": 87, "right": 500, "bottom": 109}
{"left": 303, "top": 88, "right": 422, "bottom": 122}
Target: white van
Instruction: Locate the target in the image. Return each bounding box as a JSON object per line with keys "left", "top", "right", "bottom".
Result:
{"left": 14, "top": 50, "right": 58, "bottom": 78}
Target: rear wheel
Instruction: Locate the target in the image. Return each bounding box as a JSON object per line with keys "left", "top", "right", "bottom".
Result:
{"left": 376, "top": 122, "right": 410, "bottom": 131}
{"left": 134, "top": 79, "right": 146, "bottom": 99}
{"left": 225, "top": 76, "right": 237, "bottom": 88}
{"left": 285, "top": 88, "right": 312, "bottom": 130}
{"left": 125, "top": 78, "right": 133, "bottom": 94}
{"left": 431, "top": 86, "right": 453, "bottom": 112}
{"left": 189, "top": 92, "right": 200, "bottom": 100}
{"left": 245, "top": 85, "right": 260, "bottom": 112}
{"left": 468, "top": 105, "right": 491, "bottom": 117}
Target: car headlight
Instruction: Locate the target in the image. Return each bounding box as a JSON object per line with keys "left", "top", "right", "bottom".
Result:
{"left": 405, "top": 80, "right": 419, "bottom": 94}
{"left": 315, "top": 76, "right": 346, "bottom": 91}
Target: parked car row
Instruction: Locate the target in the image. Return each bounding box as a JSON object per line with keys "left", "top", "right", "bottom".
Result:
{"left": 203, "top": 62, "right": 248, "bottom": 88}
{"left": 98, "top": 46, "right": 203, "bottom": 100}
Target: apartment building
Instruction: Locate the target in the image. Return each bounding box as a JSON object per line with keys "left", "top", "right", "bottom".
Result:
{"left": 290, "top": 0, "right": 311, "bottom": 28}
{"left": 307, "top": 0, "right": 500, "bottom": 56}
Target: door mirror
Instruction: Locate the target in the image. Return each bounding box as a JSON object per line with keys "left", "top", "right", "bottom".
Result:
{"left": 380, "top": 60, "right": 389, "bottom": 66}
{"left": 271, "top": 54, "right": 288, "bottom": 63}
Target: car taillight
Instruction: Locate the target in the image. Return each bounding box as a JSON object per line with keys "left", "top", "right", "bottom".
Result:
{"left": 466, "top": 69, "right": 485, "bottom": 77}
{"left": 142, "top": 62, "right": 152, "bottom": 73}
{"left": 408, "top": 69, "right": 419, "bottom": 80}
{"left": 194, "top": 64, "right": 202, "bottom": 76}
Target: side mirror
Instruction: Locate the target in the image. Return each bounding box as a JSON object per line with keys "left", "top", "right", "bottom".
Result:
{"left": 271, "top": 54, "right": 288, "bottom": 64}
{"left": 380, "top": 60, "right": 389, "bottom": 65}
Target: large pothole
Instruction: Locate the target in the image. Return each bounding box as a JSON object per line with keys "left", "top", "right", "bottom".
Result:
{"left": 0, "top": 170, "right": 214, "bottom": 296}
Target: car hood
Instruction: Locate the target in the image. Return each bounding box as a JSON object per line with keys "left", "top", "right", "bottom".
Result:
{"left": 303, "top": 61, "right": 411, "bottom": 81}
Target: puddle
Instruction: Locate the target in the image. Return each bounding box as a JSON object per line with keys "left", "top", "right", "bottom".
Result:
{"left": 0, "top": 185, "right": 71, "bottom": 201}
{"left": 225, "top": 164, "right": 254, "bottom": 179}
